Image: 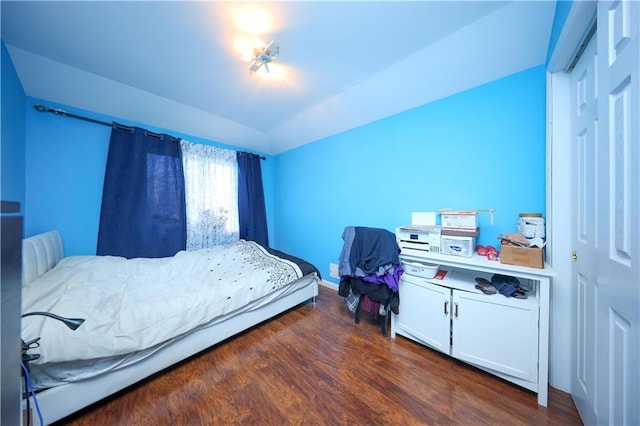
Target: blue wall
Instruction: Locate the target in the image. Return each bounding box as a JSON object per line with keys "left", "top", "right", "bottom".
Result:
{"left": 22, "top": 65, "right": 546, "bottom": 272}
{"left": 274, "top": 65, "right": 547, "bottom": 283}
{"left": 24, "top": 99, "right": 274, "bottom": 256}
{"left": 1, "top": 42, "right": 26, "bottom": 212}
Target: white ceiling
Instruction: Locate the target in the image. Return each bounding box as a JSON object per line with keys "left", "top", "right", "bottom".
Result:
{"left": 1, "top": 1, "right": 556, "bottom": 155}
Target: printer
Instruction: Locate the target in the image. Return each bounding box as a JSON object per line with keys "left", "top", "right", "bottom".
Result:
{"left": 396, "top": 225, "right": 441, "bottom": 256}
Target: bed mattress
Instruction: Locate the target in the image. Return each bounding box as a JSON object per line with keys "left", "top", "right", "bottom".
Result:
{"left": 22, "top": 240, "right": 317, "bottom": 390}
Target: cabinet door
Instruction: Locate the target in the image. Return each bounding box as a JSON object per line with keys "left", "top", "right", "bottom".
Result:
{"left": 451, "top": 290, "right": 539, "bottom": 382}
{"left": 394, "top": 275, "right": 451, "bottom": 354}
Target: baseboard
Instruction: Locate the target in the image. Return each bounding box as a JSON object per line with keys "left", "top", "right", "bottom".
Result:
{"left": 319, "top": 279, "right": 338, "bottom": 292}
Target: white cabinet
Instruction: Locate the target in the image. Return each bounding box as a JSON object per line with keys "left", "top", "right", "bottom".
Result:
{"left": 391, "top": 252, "right": 554, "bottom": 406}
{"left": 451, "top": 285, "right": 539, "bottom": 383}
{"left": 394, "top": 275, "right": 450, "bottom": 353}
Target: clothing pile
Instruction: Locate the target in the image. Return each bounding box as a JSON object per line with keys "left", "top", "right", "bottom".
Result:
{"left": 337, "top": 226, "right": 403, "bottom": 335}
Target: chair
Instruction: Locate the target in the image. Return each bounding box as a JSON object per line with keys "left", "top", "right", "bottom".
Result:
{"left": 337, "top": 226, "right": 402, "bottom": 336}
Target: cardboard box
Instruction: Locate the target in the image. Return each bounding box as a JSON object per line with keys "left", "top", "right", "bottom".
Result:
{"left": 440, "top": 211, "right": 477, "bottom": 230}
{"left": 500, "top": 244, "right": 544, "bottom": 269}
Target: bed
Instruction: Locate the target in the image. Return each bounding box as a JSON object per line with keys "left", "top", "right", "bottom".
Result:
{"left": 21, "top": 230, "right": 319, "bottom": 424}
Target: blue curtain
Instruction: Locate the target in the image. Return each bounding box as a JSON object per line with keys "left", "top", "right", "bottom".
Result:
{"left": 97, "top": 124, "right": 186, "bottom": 258}
{"left": 237, "top": 152, "right": 269, "bottom": 247}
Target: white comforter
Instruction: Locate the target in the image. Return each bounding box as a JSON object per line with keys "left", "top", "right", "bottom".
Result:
{"left": 22, "top": 240, "right": 303, "bottom": 364}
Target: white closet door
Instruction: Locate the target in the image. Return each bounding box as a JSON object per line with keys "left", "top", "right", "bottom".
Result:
{"left": 593, "top": 1, "right": 639, "bottom": 424}
{"left": 572, "top": 1, "right": 640, "bottom": 424}
{"left": 570, "top": 29, "right": 598, "bottom": 426}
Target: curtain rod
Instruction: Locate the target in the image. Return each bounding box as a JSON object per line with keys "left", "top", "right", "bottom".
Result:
{"left": 33, "top": 104, "right": 265, "bottom": 160}
{"left": 35, "top": 104, "right": 112, "bottom": 127}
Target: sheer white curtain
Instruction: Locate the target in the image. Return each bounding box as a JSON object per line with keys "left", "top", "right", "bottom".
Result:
{"left": 180, "top": 140, "right": 239, "bottom": 250}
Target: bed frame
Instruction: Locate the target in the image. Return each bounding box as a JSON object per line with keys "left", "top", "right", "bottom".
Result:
{"left": 22, "top": 231, "right": 319, "bottom": 424}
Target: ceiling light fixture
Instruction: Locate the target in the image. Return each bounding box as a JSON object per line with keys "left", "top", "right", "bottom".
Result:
{"left": 249, "top": 41, "right": 279, "bottom": 74}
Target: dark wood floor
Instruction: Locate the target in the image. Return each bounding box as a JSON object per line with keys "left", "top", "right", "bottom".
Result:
{"left": 57, "top": 285, "right": 582, "bottom": 425}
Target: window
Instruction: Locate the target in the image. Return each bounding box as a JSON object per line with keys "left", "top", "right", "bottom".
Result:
{"left": 180, "top": 141, "right": 238, "bottom": 249}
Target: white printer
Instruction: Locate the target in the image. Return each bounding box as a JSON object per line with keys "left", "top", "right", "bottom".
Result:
{"left": 395, "top": 225, "right": 441, "bottom": 256}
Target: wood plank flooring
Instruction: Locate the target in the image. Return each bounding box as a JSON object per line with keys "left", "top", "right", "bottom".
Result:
{"left": 57, "top": 284, "right": 582, "bottom": 425}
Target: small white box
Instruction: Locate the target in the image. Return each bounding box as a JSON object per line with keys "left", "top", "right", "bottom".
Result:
{"left": 401, "top": 259, "right": 439, "bottom": 279}
{"left": 440, "top": 211, "right": 478, "bottom": 230}
{"left": 441, "top": 235, "right": 476, "bottom": 257}
{"left": 411, "top": 212, "right": 436, "bottom": 226}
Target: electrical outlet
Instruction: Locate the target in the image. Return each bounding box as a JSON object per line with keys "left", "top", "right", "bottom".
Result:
{"left": 329, "top": 263, "right": 340, "bottom": 279}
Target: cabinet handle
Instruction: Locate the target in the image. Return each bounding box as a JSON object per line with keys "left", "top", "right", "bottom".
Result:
{"left": 454, "top": 302, "right": 459, "bottom": 317}
{"left": 444, "top": 300, "right": 449, "bottom": 315}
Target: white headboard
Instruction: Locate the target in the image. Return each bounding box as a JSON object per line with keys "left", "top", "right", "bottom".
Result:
{"left": 22, "top": 231, "right": 63, "bottom": 284}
